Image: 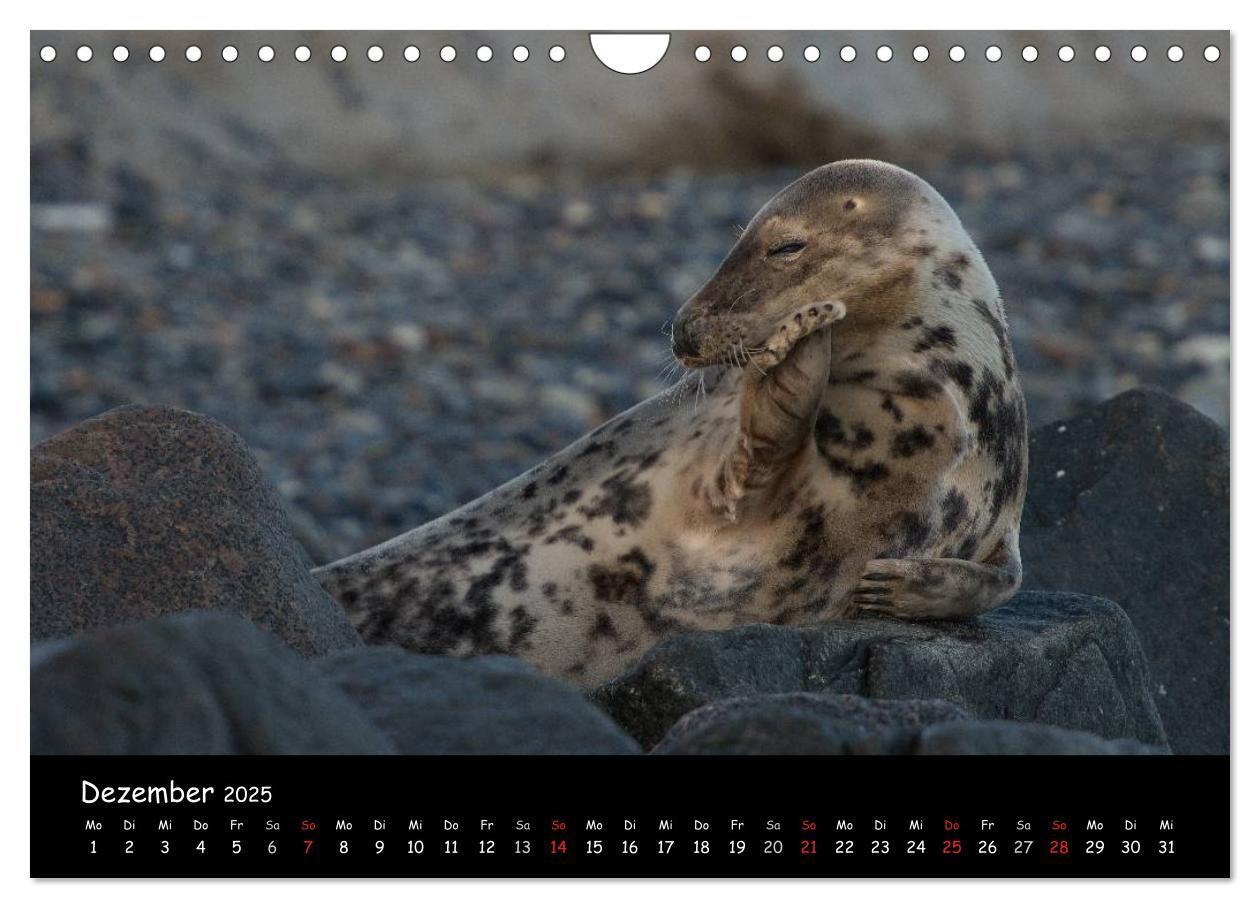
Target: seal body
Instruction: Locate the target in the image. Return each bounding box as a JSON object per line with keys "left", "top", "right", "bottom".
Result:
{"left": 316, "top": 160, "right": 1027, "bottom": 687}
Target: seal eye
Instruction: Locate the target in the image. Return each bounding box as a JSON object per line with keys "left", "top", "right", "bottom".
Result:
{"left": 768, "top": 241, "right": 806, "bottom": 258}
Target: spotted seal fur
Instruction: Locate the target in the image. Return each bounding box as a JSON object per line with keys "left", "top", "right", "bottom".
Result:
{"left": 315, "top": 160, "right": 1027, "bottom": 687}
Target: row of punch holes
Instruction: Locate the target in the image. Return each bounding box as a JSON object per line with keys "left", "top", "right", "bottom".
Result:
{"left": 38, "top": 41, "right": 1223, "bottom": 65}
{"left": 39, "top": 43, "right": 565, "bottom": 63}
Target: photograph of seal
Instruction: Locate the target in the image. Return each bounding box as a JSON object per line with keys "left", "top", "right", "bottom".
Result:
{"left": 315, "top": 159, "right": 1028, "bottom": 687}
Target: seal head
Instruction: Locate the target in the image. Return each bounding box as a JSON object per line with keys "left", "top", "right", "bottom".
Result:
{"left": 672, "top": 160, "right": 957, "bottom": 370}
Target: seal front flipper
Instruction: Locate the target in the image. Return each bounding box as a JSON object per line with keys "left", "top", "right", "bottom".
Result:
{"left": 847, "top": 533, "right": 1023, "bottom": 619}
{"left": 709, "top": 324, "right": 833, "bottom": 521}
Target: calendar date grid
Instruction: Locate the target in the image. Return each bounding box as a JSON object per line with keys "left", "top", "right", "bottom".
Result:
{"left": 78, "top": 810, "right": 1185, "bottom": 868}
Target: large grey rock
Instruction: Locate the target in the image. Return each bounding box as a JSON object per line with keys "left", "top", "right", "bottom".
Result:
{"left": 653, "top": 693, "right": 968, "bottom": 755}
{"left": 31, "top": 405, "right": 360, "bottom": 656}
{"left": 653, "top": 694, "right": 1161, "bottom": 755}
{"left": 1023, "top": 388, "right": 1228, "bottom": 754}
{"left": 32, "top": 612, "right": 394, "bottom": 755}
{"left": 321, "top": 647, "right": 641, "bottom": 755}
{"left": 594, "top": 592, "right": 1165, "bottom": 750}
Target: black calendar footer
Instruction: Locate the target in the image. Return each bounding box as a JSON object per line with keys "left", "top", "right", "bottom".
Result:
{"left": 31, "top": 755, "right": 1229, "bottom": 878}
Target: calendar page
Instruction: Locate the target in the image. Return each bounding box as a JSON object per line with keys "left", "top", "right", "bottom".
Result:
{"left": 29, "top": 28, "right": 1230, "bottom": 879}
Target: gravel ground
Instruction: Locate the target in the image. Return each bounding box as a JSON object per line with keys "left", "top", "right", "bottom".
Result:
{"left": 31, "top": 133, "right": 1229, "bottom": 562}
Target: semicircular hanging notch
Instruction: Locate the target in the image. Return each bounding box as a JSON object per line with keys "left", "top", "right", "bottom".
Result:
{"left": 589, "top": 33, "right": 671, "bottom": 74}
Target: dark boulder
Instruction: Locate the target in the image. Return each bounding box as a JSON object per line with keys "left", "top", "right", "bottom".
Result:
{"left": 32, "top": 613, "right": 393, "bottom": 755}
{"left": 31, "top": 405, "right": 361, "bottom": 656}
{"left": 652, "top": 693, "right": 968, "bottom": 755}
{"left": 320, "top": 647, "right": 640, "bottom": 754}
{"left": 653, "top": 694, "right": 1161, "bottom": 755}
{"left": 912, "top": 720, "right": 1162, "bottom": 755}
{"left": 1023, "top": 388, "right": 1228, "bottom": 754}
{"left": 594, "top": 592, "right": 1165, "bottom": 750}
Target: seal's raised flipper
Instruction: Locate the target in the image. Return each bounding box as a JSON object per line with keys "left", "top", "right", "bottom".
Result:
{"left": 847, "top": 535, "right": 1022, "bottom": 619}
{"left": 709, "top": 321, "right": 834, "bottom": 521}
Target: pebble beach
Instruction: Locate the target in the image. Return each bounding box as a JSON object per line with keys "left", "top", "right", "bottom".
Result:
{"left": 31, "top": 130, "right": 1229, "bottom": 562}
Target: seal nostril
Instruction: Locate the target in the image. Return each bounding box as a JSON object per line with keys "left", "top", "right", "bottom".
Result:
{"left": 671, "top": 325, "right": 701, "bottom": 359}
